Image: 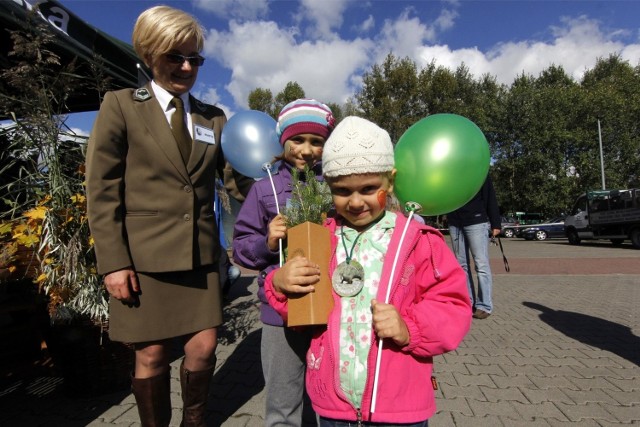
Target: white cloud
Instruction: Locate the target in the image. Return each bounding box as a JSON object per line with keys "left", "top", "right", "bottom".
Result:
{"left": 193, "top": 86, "right": 234, "bottom": 117}
{"left": 69, "top": 127, "right": 90, "bottom": 137}
{"left": 201, "top": 2, "right": 640, "bottom": 112}
{"left": 414, "top": 15, "right": 640, "bottom": 85}
{"left": 298, "top": 0, "right": 348, "bottom": 40}
{"left": 621, "top": 44, "right": 640, "bottom": 66}
{"left": 205, "top": 19, "right": 372, "bottom": 108}
{"left": 416, "top": 44, "right": 489, "bottom": 75}
{"left": 357, "top": 15, "right": 375, "bottom": 34}
{"left": 193, "top": 0, "right": 269, "bottom": 21}
{"left": 375, "top": 9, "right": 438, "bottom": 64}
{"left": 433, "top": 7, "right": 458, "bottom": 32}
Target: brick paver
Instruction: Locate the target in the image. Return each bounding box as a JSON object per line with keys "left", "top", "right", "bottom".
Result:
{"left": 0, "top": 238, "right": 638, "bottom": 426}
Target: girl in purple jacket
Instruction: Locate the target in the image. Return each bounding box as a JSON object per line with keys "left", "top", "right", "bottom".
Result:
{"left": 265, "top": 116, "right": 472, "bottom": 426}
{"left": 232, "top": 99, "right": 335, "bottom": 426}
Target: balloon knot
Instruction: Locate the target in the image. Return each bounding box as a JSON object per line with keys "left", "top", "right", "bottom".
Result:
{"left": 404, "top": 201, "right": 423, "bottom": 214}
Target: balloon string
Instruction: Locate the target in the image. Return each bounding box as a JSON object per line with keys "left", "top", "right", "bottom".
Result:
{"left": 264, "top": 165, "right": 283, "bottom": 267}
{"left": 370, "top": 209, "right": 413, "bottom": 414}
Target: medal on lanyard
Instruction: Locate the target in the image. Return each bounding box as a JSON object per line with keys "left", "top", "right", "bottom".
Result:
{"left": 332, "top": 226, "right": 365, "bottom": 297}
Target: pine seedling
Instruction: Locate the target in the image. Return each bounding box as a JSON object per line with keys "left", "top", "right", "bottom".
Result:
{"left": 282, "top": 166, "right": 333, "bottom": 227}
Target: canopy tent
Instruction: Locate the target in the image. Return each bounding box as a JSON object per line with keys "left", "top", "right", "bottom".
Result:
{"left": 0, "top": 0, "right": 150, "bottom": 116}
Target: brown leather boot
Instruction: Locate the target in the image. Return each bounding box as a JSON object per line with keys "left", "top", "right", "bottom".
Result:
{"left": 131, "top": 371, "right": 172, "bottom": 427}
{"left": 179, "top": 358, "right": 215, "bottom": 427}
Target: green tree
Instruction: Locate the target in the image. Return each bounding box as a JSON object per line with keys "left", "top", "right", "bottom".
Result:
{"left": 578, "top": 54, "right": 640, "bottom": 190}
{"left": 356, "top": 53, "right": 422, "bottom": 143}
{"left": 342, "top": 97, "right": 362, "bottom": 118}
{"left": 273, "top": 81, "right": 305, "bottom": 117}
{"left": 244, "top": 54, "right": 640, "bottom": 218}
{"left": 247, "top": 81, "right": 306, "bottom": 119}
{"left": 492, "top": 66, "right": 583, "bottom": 216}
{"left": 247, "top": 87, "right": 275, "bottom": 116}
{"left": 325, "top": 102, "right": 343, "bottom": 124}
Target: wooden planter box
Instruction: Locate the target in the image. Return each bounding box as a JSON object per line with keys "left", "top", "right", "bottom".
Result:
{"left": 286, "top": 222, "right": 333, "bottom": 326}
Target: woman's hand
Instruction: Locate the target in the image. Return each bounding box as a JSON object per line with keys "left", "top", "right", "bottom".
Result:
{"left": 273, "top": 256, "right": 320, "bottom": 295}
{"left": 104, "top": 268, "right": 140, "bottom": 304}
{"left": 267, "top": 214, "right": 287, "bottom": 251}
{"left": 371, "top": 299, "right": 410, "bottom": 346}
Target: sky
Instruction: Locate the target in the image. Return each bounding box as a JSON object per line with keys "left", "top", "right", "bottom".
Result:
{"left": 56, "top": 0, "right": 640, "bottom": 135}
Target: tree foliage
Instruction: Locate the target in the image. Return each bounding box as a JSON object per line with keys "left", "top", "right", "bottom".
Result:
{"left": 247, "top": 87, "right": 274, "bottom": 116}
{"left": 0, "top": 11, "right": 107, "bottom": 323}
{"left": 356, "top": 54, "right": 422, "bottom": 143}
{"left": 247, "top": 53, "right": 640, "bottom": 218}
{"left": 354, "top": 53, "right": 639, "bottom": 217}
{"left": 247, "top": 81, "right": 306, "bottom": 119}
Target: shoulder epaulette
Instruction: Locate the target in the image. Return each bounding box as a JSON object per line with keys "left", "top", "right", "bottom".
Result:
{"left": 133, "top": 88, "right": 151, "bottom": 101}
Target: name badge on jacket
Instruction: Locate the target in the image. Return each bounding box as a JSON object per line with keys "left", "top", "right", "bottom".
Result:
{"left": 194, "top": 125, "right": 215, "bottom": 144}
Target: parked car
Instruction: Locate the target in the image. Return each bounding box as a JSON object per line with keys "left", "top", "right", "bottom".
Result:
{"left": 501, "top": 212, "right": 545, "bottom": 238}
{"left": 500, "top": 216, "right": 519, "bottom": 238}
{"left": 521, "top": 217, "right": 566, "bottom": 240}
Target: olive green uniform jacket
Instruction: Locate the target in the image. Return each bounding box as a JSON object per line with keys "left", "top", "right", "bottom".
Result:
{"left": 86, "top": 84, "right": 226, "bottom": 275}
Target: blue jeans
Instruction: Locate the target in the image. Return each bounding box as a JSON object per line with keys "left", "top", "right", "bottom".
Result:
{"left": 319, "top": 417, "right": 428, "bottom": 427}
{"left": 449, "top": 222, "right": 493, "bottom": 313}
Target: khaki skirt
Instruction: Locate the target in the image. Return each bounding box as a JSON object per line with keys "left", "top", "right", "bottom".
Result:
{"left": 107, "top": 263, "right": 223, "bottom": 343}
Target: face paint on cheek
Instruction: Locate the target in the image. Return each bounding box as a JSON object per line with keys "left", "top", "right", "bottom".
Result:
{"left": 377, "top": 190, "right": 387, "bottom": 208}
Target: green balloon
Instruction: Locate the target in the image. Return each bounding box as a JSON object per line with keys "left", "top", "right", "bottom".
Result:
{"left": 394, "top": 114, "right": 490, "bottom": 216}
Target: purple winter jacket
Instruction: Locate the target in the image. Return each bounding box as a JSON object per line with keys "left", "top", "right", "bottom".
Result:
{"left": 232, "top": 161, "right": 323, "bottom": 326}
{"left": 264, "top": 213, "right": 472, "bottom": 423}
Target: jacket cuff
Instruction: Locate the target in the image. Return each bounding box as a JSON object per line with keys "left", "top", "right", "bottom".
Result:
{"left": 401, "top": 317, "right": 421, "bottom": 353}
{"left": 264, "top": 269, "right": 289, "bottom": 321}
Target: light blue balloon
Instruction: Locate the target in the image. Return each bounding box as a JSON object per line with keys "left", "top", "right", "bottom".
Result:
{"left": 221, "top": 110, "right": 282, "bottom": 178}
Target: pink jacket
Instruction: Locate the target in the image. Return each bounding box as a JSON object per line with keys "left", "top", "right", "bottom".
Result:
{"left": 265, "top": 212, "right": 472, "bottom": 423}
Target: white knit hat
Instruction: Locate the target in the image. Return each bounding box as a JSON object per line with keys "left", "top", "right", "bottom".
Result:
{"left": 322, "top": 116, "right": 394, "bottom": 178}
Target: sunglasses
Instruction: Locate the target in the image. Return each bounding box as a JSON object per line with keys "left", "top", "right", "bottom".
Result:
{"left": 165, "top": 53, "right": 205, "bottom": 67}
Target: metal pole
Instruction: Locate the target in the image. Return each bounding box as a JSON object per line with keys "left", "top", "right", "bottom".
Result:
{"left": 598, "top": 120, "right": 605, "bottom": 190}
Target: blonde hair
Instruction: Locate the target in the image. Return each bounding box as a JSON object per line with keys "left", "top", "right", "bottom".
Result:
{"left": 132, "top": 5, "right": 205, "bottom": 66}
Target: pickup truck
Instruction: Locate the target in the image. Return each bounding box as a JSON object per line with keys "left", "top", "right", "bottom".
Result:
{"left": 564, "top": 188, "right": 640, "bottom": 248}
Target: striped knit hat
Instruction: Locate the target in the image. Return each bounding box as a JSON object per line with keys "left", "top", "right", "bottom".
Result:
{"left": 322, "top": 116, "right": 394, "bottom": 178}
{"left": 276, "top": 98, "right": 335, "bottom": 145}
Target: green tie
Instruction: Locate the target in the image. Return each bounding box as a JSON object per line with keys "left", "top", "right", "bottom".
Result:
{"left": 170, "top": 97, "right": 192, "bottom": 164}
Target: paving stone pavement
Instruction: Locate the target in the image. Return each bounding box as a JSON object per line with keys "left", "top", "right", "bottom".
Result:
{"left": 0, "top": 238, "right": 638, "bottom": 426}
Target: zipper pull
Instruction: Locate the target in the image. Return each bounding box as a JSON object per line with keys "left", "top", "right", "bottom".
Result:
{"left": 357, "top": 408, "right": 363, "bottom": 427}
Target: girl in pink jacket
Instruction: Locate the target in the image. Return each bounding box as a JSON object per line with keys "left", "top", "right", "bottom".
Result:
{"left": 265, "top": 116, "right": 472, "bottom": 426}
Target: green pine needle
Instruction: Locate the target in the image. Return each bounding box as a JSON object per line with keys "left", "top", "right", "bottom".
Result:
{"left": 281, "top": 166, "right": 333, "bottom": 227}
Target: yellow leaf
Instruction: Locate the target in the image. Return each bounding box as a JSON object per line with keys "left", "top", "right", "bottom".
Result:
{"left": 8, "top": 266, "right": 16, "bottom": 273}
{"left": 0, "top": 222, "right": 12, "bottom": 235}
{"left": 24, "top": 206, "right": 47, "bottom": 220}
{"left": 16, "top": 233, "right": 39, "bottom": 247}
{"left": 71, "top": 194, "right": 86, "bottom": 204}
{"left": 36, "top": 273, "right": 48, "bottom": 283}
{"left": 12, "top": 223, "right": 28, "bottom": 234}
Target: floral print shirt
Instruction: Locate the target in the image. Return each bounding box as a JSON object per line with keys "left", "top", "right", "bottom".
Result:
{"left": 334, "top": 211, "right": 396, "bottom": 408}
